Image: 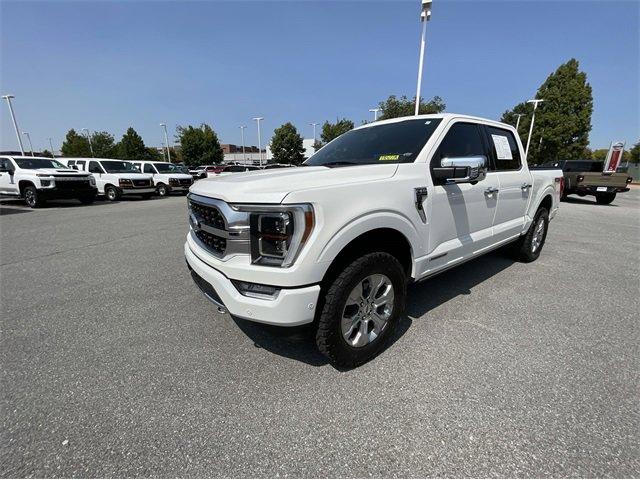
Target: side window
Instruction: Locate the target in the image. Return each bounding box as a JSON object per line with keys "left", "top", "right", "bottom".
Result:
{"left": 88, "top": 161, "right": 103, "bottom": 173}
{"left": 143, "top": 164, "right": 156, "bottom": 174}
{"left": 132, "top": 163, "right": 141, "bottom": 172}
{"left": 485, "top": 126, "right": 521, "bottom": 171}
{"left": 0, "top": 158, "right": 13, "bottom": 171}
{"left": 68, "top": 160, "right": 76, "bottom": 167}
{"left": 432, "top": 122, "right": 486, "bottom": 167}
{"left": 76, "top": 160, "right": 86, "bottom": 170}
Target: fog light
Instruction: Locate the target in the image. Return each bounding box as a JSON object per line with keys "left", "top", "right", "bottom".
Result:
{"left": 40, "top": 180, "right": 51, "bottom": 187}
{"left": 232, "top": 280, "right": 280, "bottom": 299}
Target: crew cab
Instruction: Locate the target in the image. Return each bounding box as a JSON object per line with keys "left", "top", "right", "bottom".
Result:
{"left": 130, "top": 161, "right": 193, "bottom": 196}
{"left": 184, "top": 114, "right": 562, "bottom": 367}
{"left": 60, "top": 158, "right": 155, "bottom": 201}
{"left": 0, "top": 156, "right": 97, "bottom": 208}
{"left": 535, "top": 159, "right": 632, "bottom": 205}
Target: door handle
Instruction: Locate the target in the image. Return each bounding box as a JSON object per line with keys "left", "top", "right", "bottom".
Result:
{"left": 484, "top": 187, "right": 499, "bottom": 195}
{"left": 521, "top": 183, "right": 532, "bottom": 190}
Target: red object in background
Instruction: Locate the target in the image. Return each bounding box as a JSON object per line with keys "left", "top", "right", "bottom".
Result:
{"left": 606, "top": 150, "right": 621, "bottom": 172}
{"left": 206, "top": 166, "right": 225, "bottom": 174}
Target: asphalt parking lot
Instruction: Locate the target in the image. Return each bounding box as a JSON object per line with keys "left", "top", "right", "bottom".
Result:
{"left": 1, "top": 189, "right": 639, "bottom": 477}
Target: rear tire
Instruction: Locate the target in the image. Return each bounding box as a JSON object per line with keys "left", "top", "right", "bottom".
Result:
{"left": 595, "top": 192, "right": 616, "bottom": 205}
{"left": 105, "top": 185, "right": 120, "bottom": 201}
{"left": 23, "top": 185, "right": 44, "bottom": 208}
{"left": 511, "top": 207, "right": 549, "bottom": 263}
{"left": 315, "top": 252, "right": 406, "bottom": 368}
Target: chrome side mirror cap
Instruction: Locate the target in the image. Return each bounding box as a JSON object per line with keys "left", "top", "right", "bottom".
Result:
{"left": 433, "top": 155, "right": 487, "bottom": 184}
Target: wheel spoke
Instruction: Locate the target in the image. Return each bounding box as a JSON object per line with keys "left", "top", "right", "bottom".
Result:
{"left": 354, "top": 320, "right": 370, "bottom": 347}
{"left": 373, "top": 284, "right": 394, "bottom": 309}
{"left": 370, "top": 311, "right": 387, "bottom": 332}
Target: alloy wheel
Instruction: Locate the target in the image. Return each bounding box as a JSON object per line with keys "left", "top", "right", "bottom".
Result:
{"left": 531, "top": 217, "right": 545, "bottom": 252}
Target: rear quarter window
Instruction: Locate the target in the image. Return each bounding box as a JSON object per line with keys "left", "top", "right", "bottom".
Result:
{"left": 485, "top": 126, "right": 521, "bottom": 171}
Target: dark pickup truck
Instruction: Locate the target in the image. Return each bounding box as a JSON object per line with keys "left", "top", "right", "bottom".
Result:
{"left": 534, "top": 160, "right": 632, "bottom": 205}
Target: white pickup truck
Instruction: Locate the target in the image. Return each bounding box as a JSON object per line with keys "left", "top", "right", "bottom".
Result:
{"left": 130, "top": 161, "right": 193, "bottom": 196}
{"left": 0, "top": 155, "right": 97, "bottom": 207}
{"left": 185, "top": 114, "right": 563, "bottom": 367}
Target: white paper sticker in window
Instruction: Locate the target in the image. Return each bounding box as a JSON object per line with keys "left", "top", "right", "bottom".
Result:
{"left": 491, "top": 134, "right": 513, "bottom": 160}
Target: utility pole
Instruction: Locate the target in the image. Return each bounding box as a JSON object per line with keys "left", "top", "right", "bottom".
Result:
{"left": 414, "top": 0, "right": 433, "bottom": 115}
{"left": 239, "top": 125, "right": 247, "bottom": 165}
{"left": 310, "top": 122, "right": 318, "bottom": 142}
{"left": 524, "top": 99, "right": 544, "bottom": 161}
{"left": 82, "top": 128, "right": 94, "bottom": 157}
{"left": 368, "top": 108, "right": 380, "bottom": 121}
{"left": 160, "top": 123, "right": 171, "bottom": 162}
{"left": 48, "top": 138, "right": 56, "bottom": 158}
{"left": 2, "top": 94, "right": 25, "bottom": 154}
{"left": 22, "top": 132, "right": 34, "bottom": 156}
{"left": 515, "top": 113, "right": 523, "bottom": 131}
{"left": 253, "top": 117, "right": 264, "bottom": 166}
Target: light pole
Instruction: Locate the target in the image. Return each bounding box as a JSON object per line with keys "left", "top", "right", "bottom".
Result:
{"left": 310, "top": 122, "right": 318, "bottom": 142}
{"left": 48, "top": 138, "right": 56, "bottom": 158}
{"left": 22, "top": 132, "right": 34, "bottom": 156}
{"left": 524, "top": 99, "right": 544, "bottom": 161}
{"left": 160, "top": 123, "right": 171, "bottom": 162}
{"left": 414, "top": 0, "right": 433, "bottom": 116}
{"left": 81, "top": 128, "right": 94, "bottom": 157}
{"left": 368, "top": 108, "right": 380, "bottom": 121}
{"left": 239, "top": 125, "right": 247, "bottom": 164}
{"left": 515, "top": 113, "right": 523, "bottom": 131}
{"left": 253, "top": 117, "right": 264, "bottom": 166}
{"left": 2, "top": 94, "right": 25, "bottom": 155}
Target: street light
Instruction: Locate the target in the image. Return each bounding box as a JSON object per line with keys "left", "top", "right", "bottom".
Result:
{"left": 160, "top": 123, "right": 171, "bottom": 163}
{"left": 310, "top": 122, "right": 318, "bottom": 142}
{"left": 368, "top": 108, "right": 380, "bottom": 121}
{"left": 239, "top": 125, "right": 247, "bottom": 165}
{"left": 2, "top": 94, "right": 25, "bottom": 155}
{"left": 253, "top": 117, "right": 264, "bottom": 166}
{"left": 414, "top": 0, "right": 433, "bottom": 116}
{"left": 81, "top": 128, "right": 94, "bottom": 157}
{"left": 524, "top": 99, "right": 544, "bottom": 161}
{"left": 22, "top": 132, "right": 34, "bottom": 156}
{"left": 48, "top": 138, "right": 56, "bottom": 158}
{"left": 515, "top": 113, "right": 523, "bottom": 131}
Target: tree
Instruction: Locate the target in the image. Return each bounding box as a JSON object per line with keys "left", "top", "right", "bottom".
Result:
{"left": 270, "top": 122, "right": 305, "bottom": 165}
{"left": 42, "top": 149, "right": 54, "bottom": 158}
{"left": 90, "top": 131, "right": 117, "bottom": 158}
{"left": 116, "top": 127, "right": 148, "bottom": 161}
{"left": 592, "top": 147, "right": 630, "bottom": 163}
{"left": 501, "top": 59, "right": 593, "bottom": 164}
{"left": 61, "top": 129, "right": 91, "bottom": 157}
{"left": 177, "top": 124, "right": 223, "bottom": 166}
{"left": 378, "top": 95, "right": 445, "bottom": 120}
{"left": 629, "top": 141, "right": 640, "bottom": 164}
{"left": 320, "top": 118, "right": 354, "bottom": 144}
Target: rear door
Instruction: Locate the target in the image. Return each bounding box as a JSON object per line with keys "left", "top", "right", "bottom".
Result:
{"left": 484, "top": 125, "right": 530, "bottom": 242}
{"left": 425, "top": 121, "right": 500, "bottom": 273}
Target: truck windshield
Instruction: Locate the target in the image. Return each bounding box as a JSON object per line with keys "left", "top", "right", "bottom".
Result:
{"left": 14, "top": 158, "right": 68, "bottom": 169}
{"left": 305, "top": 118, "right": 442, "bottom": 167}
{"left": 154, "top": 163, "right": 183, "bottom": 173}
{"left": 100, "top": 161, "right": 138, "bottom": 173}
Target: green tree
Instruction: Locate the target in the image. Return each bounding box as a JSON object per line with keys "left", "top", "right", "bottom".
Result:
{"left": 116, "top": 127, "right": 148, "bottom": 161}
{"left": 270, "top": 122, "right": 305, "bottom": 165}
{"left": 378, "top": 95, "right": 445, "bottom": 120}
{"left": 42, "top": 149, "right": 54, "bottom": 158}
{"left": 90, "top": 131, "right": 117, "bottom": 158}
{"left": 177, "top": 124, "right": 223, "bottom": 166}
{"left": 61, "top": 129, "right": 91, "bottom": 157}
{"left": 592, "top": 147, "right": 630, "bottom": 163}
{"left": 629, "top": 140, "right": 640, "bottom": 164}
{"left": 320, "top": 118, "right": 354, "bottom": 144}
{"left": 502, "top": 59, "right": 593, "bottom": 163}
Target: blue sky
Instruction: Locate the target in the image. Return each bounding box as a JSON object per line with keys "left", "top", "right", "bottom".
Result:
{"left": 1, "top": 0, "right": 638, "bottom": 153}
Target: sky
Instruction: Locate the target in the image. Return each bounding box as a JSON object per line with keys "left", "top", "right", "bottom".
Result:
{"left": 1, "top": 0, "right": 638, "bottom": 153}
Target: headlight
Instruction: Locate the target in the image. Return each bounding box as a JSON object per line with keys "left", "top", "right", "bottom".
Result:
{"left": 232, "top": 204, "right": 314, "bottom": 267}
{"left": 119, "top": 178, "right": 133, "bottom": 187}
{"left": 169, "top": 178, "right": 179, "bottom": 186}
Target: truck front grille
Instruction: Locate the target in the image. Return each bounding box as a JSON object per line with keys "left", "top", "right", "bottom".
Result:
{"left": 54, "top": 178, "right": 91, "bottom": 190}
{"left": 179, "top": 178, "right": 193, "bottom": 186}
{"left": 189, "top": 198, "right": 228, "bottom": 256}
{"left": 194, "top": 230, "right": 227, "bottom": 255}
{"left": 133, "top": 179, "right": 151, "bottom": 187}
{"left": 189, "top": 200, "right": 226, "bottom": 230}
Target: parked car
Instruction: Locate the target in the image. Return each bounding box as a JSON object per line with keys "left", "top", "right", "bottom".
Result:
{"left": 60, "top": 158, "right": 155, "bottom": 201}
{"left": 534, "top": 159, "right": 632, "bottom": 205}
{"left": 215, "top": 164, "right": 261, "bottom": 176}
{"left": 0, "top": 155, "right": 97, "bottom": 208}
{"left": 130, "top": 161, "right": 193, "bottom": 196}
{"left": 188, "top": 166, "right": 208, "bottom": 180}
{"left": 184, "top": 114, "right": 563, "bottom": 367}
{"left": 263, "top": 163, "right": 296, "bottom": 169}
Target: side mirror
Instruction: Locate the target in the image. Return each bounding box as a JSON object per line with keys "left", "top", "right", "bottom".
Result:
{"left": 433, "top": 156, "right": 487, "bottom": 184}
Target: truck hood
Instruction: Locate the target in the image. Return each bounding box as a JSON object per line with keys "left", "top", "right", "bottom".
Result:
{"left": 190, "top": 164, "right": 399, "bottom": 203}
{"left": 34, "top": 168, "right": 90, "bottom": 176}
{"left": 106, "top": 173, "right": 153, "bottom": 180}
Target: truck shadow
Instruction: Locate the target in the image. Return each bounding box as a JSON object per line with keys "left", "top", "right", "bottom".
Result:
{"left": 563, "top": 196, "right": 618, "bottom": 207}
{"left": 233, "top": 250, "right": 516, "bottom": 369}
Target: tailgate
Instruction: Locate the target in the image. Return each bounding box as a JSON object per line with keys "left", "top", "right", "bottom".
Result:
{"left": 580, "top": 172, "right": 629, "bottom": 188}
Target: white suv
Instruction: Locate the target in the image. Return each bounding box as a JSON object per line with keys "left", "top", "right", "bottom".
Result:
{"left": 131, "top": 161, "right": 193, "bottom": 196}
{"left": 61, "top": 158, "right": 155, "bottom": 201}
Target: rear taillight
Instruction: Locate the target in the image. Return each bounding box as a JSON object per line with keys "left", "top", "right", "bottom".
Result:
{"left": 577, "top": 175, "right": 584, "bottom": 183}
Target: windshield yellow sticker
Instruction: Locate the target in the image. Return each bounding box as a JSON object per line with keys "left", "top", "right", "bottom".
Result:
{"left": 379, "top": 154, "right": 400, "bottom": 161}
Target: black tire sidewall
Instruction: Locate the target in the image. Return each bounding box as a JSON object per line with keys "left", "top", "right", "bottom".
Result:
{"left": 521, "top": 208, "right": 549, "bottom": 262}
{"left": 24, "top": 186, "right": 40, "bottom": 208}
{"left": 158, "top": 184, "right": 167, "bottom": 196}
{"left": 316, "top": 252, "right": 406, "bottom": 367}
{"left": 596, "top": 192, "right": 616, "bottom": 205}
{"left": 105, "top": 186, "right": 118, "bottom": 201}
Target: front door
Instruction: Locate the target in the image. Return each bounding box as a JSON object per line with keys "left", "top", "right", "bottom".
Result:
{"left": 0, "top": 158, "right": 18, "bottom": 195}
{"left": 423, "top": 121, "right": 499, "bottom": 276}
{"left": 88, "top": 161, "right": 106, "bottom": 193}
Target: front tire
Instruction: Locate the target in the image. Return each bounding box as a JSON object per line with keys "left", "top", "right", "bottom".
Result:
{"left": 23, "top": 185, "right": 44, "bottom": 208}
{"left": 316, "top": 252, "right": 406, "bottom": 368}
{"left": 595, "top": 192, "right": 616, "bottom": 205}
{"left": 512, "top": 207, "right": 549, "bottom": 263}
{"left": 105, "top": 185, "right": 120, "bottom": 201}
{"left": 157, "top": 183, "right": 169, "bottom": 197}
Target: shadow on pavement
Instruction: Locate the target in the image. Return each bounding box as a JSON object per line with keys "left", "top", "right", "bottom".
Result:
{"left": 233, "top": 250, "right": 515, "bottom": 368}
{"left": 563, "top": 196, "right": 618, "bottom": 207}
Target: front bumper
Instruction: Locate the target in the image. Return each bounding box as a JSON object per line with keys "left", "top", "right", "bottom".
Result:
{"left": 38, "top": 186, "right": 97, "bottom": 199}
{"left": 121, "top": 187, "right": 155, "bottom": 195}
{"left": 185, "top": 241, "right": 320, "bottom": 326}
